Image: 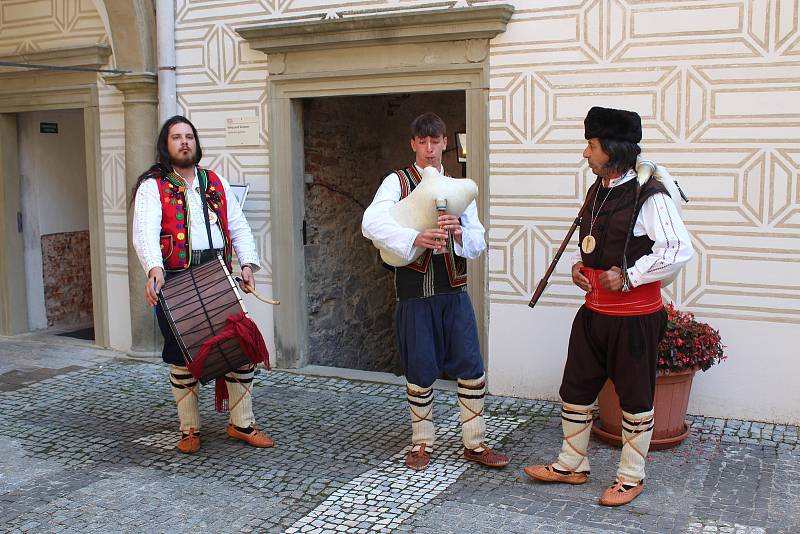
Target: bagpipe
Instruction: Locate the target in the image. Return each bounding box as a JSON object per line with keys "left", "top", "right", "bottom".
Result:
{"left": 372, "top": 166, "right": 478, "bottom": 266}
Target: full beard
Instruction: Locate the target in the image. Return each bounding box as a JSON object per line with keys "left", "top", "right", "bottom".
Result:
{"left": 170, "top": 153, "right": 194, "bottom": 169}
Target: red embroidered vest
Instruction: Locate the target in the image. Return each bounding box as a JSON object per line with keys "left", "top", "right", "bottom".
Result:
{"left": 157, "top": 167, "right": 233, "bottom": 272}
{"left": 396, "top": 166, "right": 468, "bottom": 288}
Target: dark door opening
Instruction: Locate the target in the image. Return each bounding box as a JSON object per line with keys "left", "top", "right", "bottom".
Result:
{"left": 302, "top": 91, "right": 466, "bottom": 373}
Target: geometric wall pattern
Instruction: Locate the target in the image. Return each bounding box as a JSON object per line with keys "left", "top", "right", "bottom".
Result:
{"left": 6, "top": 0, "right": 798, "bottom": 331}
{"left": 487, "top": 0, "right": 800, "bottom": 324}
{"left": 173, "top": 0, "right": 799, "bottom": 326}
{"left": 98, "top": 80, "right": 129, "bottom": 277}
{"left": 5, "top": 0, "right": 798, "bottom": 419}
{"left": 0, "top": 0, "right": 130, "bottom": 348}
{"left": 175, "top": 0, "right": 800, "bottom": 325}
{"left": 173, "top": 0, "right": 517, "bottom": 285}
{"left": 175, "top": 0, "right": 275, "bottom": 282}
{"left": 0, "top": 1, "right": 128, "bottom": 273}
{"left": 0, "top": 0, "right": 107, "bottom": 55}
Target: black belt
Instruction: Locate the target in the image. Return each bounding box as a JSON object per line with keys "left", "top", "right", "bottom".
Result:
{"left": 191, "top": 248, "right": 223, "bottom": 265}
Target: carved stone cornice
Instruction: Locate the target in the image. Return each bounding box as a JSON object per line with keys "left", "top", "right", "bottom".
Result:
{"left": 237, "top": 5, "right": 514, "bottom": 54}
{"left": 102, "top": 72, "right": 158, "bottom": 104}
{"left": 0, "top": 44, "right": 112, "bottom": 71}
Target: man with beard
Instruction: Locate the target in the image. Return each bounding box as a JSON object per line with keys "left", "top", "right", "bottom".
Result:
{"left": 132, "top": 115, "right": 272, "bottom": 454}
{"left": 523, "top": 107, "right": 693, "bottom": 506}
{"left": 362, "top": 112, "right": 510, "bottom": 471}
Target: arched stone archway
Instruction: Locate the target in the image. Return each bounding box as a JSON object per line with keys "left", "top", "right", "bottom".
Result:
{"left": 96, "top": 0, "right": 157, "bottom": 73}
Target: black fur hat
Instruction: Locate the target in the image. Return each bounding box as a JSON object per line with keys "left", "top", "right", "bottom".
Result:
{"left": 584, "top": 106, "right": 642, "bottom": 143}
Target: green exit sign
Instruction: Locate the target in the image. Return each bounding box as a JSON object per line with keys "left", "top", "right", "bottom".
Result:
{"left": 40, "top": 122, "right": 58, "bottom": 134}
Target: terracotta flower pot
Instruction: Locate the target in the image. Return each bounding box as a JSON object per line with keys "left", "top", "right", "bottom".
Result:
{"left": 591, "top": 369, "right": 695, "bottom": 450}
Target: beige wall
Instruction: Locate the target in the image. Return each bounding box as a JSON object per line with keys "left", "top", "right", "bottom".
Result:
{"left": 170, "top": 0, "right": 799, "bottom": 423}
{"left": 173, "top": 2, "right": 275, "bottom": 352}
{"left": 0, "top": 0, "right": 108, "bottom": 55}
{"left": 484, "top": 0, "right": 800, "bottom": 424}
{"left": 96, "top": 75, "right": 131, "bottom": 351}
{"left": 5, "top": 0, "right": 798, "bottom": 422}
{"left": 0, "top": 0, "right": 130, "bottom": 347}
{"left": 18, "top": 110, "right": 89, "bottom": 236}
{"left": 170, "top": 0, "right": 800, "bottom": 422}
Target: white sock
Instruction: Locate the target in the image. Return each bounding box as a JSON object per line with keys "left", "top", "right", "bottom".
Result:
{"left": 226, "top": 365, "right": 256, "bottom": 429}
{"left": 617, "top": 409, "right": 654, "bottom": 484}
{"left": 170, "top": 365, "right": 200, "bottom": 432}
{"left": 407, "top": 383, "right": 434, "bottom": 451}
{"left": 553, "top": 401, "right": 595, "bottom": 473}
{"left": 457, "top": 374, "right": 487, "bottom": 451}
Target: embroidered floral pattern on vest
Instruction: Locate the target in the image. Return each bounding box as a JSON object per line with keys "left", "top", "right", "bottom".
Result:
{"left": 156, "top": 167, "right": 233, "bottom": 272}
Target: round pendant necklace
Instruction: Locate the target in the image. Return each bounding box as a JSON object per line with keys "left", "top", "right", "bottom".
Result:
{"left": 581, "top": 182, "right": 616, "bottom": 254}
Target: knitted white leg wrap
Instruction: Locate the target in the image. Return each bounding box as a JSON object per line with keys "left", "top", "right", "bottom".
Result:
{"left": 407, "top": 383, "right": 434, "bottom": 451}
{"left": 226, "top": 364, "right": 256, "bottom": 428}
{"left": 553, "top": 401, "right": 595, "bottom": 473}
{"left": 169, "top": 365, "right": 200, "bottom": 432}
{"left": 457, "top": 374, "right": 487, "bottom": 451}
{"left": 617, "top": 409, "right": 654, "bottom": 484}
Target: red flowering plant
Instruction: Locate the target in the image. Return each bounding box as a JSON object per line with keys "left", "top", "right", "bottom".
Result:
{"left": 657, "top": 304, "right": 726, "bottom": 373}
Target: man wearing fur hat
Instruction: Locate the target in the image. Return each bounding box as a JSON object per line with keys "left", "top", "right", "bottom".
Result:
{"left": 523, "top": 107, "right": 693, "bottom": 506}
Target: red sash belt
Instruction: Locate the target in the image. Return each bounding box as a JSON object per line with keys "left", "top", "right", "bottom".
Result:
{"left": 580, "top": 267, "right": 662, "bottom": 316}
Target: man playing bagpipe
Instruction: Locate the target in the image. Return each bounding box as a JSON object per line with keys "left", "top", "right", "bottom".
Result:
{"left": 523, "top": 107, "right": 694, "bottom": 505}
{"left": 132, "top": 115, "right": 272, "bottom": 454}
{"left": 362, "top": 112, "right": 510, "bottom": 471}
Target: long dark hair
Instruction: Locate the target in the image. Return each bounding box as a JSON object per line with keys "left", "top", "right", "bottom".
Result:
{"left": 598, "top": 138, "right": 640, "bottom": 176}
{"left": 129, "top": 115, "right": 203, "bottom": 206}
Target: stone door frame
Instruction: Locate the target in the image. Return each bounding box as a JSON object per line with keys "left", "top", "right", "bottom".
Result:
{"left": 0, "top": 46, "right": 109, "bottom": 344}
{"left": 238, "top": 5, "right": 514, "bottom": 368}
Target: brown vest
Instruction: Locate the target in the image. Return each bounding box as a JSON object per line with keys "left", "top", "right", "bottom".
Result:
{"left": 578, "top": 176, "right": 669, "bottom": 271}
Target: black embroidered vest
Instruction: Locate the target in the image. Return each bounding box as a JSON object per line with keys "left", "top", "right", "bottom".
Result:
{"left": 392, "top": 166, "right": 468, "bottom": 301}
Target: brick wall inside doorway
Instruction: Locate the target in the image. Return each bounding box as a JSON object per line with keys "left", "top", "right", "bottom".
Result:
{"left": 41, "top": 231, "right": 93, "bottom": 327}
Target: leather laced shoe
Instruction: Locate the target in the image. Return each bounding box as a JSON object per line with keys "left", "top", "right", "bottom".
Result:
{"left": 599, "top": 479, "right": 644, "bottom": 506}
{"left": 226, "top": 424, "right": 274, "bottom": 448}
{"left": 405, "top": 444, "right": 430, "bottom": 471}
{"left": 463, "top": 443, "right": 510, "bottom": 468}
{"left": 523, "top": 464, "right": 589, "bottom": 485}
{"left": 176, "top": 428, "right": 200, "bottom": 454}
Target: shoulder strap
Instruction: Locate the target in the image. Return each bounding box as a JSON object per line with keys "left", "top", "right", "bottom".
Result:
{"left": 395, "top": 168, "right": 414, "bottom": 199}
{"left": 197, "top": 168, "right": 214, "bottom": 250}
{"left": 636, "top": 178, "right": 670, "bottom": 211}
{"left": 620, "top": 173, "right": 645, "bottom": 286}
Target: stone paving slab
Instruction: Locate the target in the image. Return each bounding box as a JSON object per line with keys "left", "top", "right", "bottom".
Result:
{"left": 1, "top": 338, "right": 799, "bottom": 533}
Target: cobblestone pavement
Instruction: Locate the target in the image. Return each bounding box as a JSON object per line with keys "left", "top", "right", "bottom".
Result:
{"left": 1, "top": 335, "right": 798, "bottom": 533}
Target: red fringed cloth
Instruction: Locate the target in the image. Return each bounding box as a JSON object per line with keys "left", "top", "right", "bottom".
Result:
{"left": 187, "top": 312, "right": 271, "bottom": 412}
{"left": 580, "top": 267, "right": 662, "bottom": 316}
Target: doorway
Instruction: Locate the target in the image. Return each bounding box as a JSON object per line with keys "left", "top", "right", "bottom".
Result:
{"left": 302, "top": 92, "right": 466, "bottom": 373}
{"left": 17, "top": 109, "right": 94, "bottom": 338}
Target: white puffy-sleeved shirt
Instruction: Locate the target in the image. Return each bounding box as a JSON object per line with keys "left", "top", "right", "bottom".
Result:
{"left": 362, "top": 164, "right": 486, "bottom": 262}
{"left": 570, "top": 170, "right": 694, "bottom": 287}
{"left": 132, "top": 168, "right": 261, "bottom": 275}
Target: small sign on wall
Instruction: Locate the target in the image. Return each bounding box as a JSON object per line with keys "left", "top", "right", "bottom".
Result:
{"left": 40, "top": 122, "right": 58, "bottom": 134}
{"left": 225, "top": 116, "right": 260, "bottom": 146}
